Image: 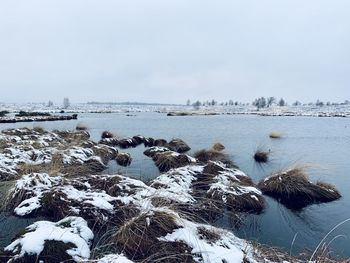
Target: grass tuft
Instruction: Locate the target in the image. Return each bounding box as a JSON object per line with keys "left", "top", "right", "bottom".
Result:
{"left": 269, "top": 131, "right": 283, "bottom": 139}
{"left": 153, "top": 152, "right": 192, "bottom": 172}
{"left": 258, "top": 167, "right": 341, "bottom": 210}
{"left": 194, "top": 149, "right": 237, "bottom": 168}
{"left": 254, "top": 150, "right": 269, "bottom": 163}
{"left": 76, "top": 123, "right": 88, "bottom": 131}
{"left": 211, "top": 142, "right": 225, "bottom": 151}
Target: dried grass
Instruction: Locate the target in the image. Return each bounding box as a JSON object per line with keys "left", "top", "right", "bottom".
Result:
{"left": 153, "top": 152, "right": 192, "bottom": 172}
{"left": 258, "top": 167, "right": 341, "bottom": 209}
{"left": 194, "top": 149, "right": 237, "bottom": 168}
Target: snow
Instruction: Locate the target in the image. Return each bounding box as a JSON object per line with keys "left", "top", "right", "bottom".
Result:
{"left": 0, "top": 129, "right": 106, "bottom": 181}
{"left": 61, "top": 185, "right": 117, "bottom": 211}
{"left": 89, "top": 254, "right": 135, "bottom": 263}
{"left": 1, "top": 102, "right": 350, "bottom": 117}
{"left": 151, "top": 165, "right": 203, "bottom": 203}
{"left": 13, "top": 173, "right": 63, "bottom": 216}
{"left": 154, "top": 207, "right": 262, "bottom": 263}
{"left": 5, "top": 216, "right": 94, "bottom": 262}
{"left": 14, "top": 196, "right": 42, "bottom": 216}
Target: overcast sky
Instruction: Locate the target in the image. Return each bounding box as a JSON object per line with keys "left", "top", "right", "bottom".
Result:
{"left": 0, "top": 0, "right": 349, "bottom": 104}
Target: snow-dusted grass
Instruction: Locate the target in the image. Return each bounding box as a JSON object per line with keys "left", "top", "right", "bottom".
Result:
{"left": 5, "top": 216, "right": 93, "bottom": 262}
{"left": 258, "top": 167, "right": 341, "bottom": 210}
{"left": 0, "top": 128, "right": 117, "bottom": 180}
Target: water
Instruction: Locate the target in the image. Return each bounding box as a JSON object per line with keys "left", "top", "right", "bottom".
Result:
{"left": 1, "top": 112, "right": 349, "bottom": 257}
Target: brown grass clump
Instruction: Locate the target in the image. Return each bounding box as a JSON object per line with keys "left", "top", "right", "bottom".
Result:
{"left": 112, "top": 211, "right": 194, "bottom": 262}
{"left": 269, "top": 131, "right": 283, "bottom": 139}
{"left": 144, "top": 137, "right": 155, "bottom": 147}
{"left": 118, "top": 139, "right": 136, "bottom": 149}
{"left": 40, "top": 191, "right": 71, "bottom": 220}
{"left": 254, "top": 150, "right": 269, "bottom": 163}
{"left": 16, "top": 163, "right": 43, "bottom": 175}
{"left": 99, "top": 137, "right": 119, "bottom": 147}
{"left": 191, "top": 161, "right": 264, "bottom": 216}
{"left": 194, "top": 149, "right": 237, "bottom": 168}
{"left": 0, "top": 139, "right": 10, "bottom": 149}
{"left": 76, "top": 123, "right": 88, "bottom": 131}
{"left": 47, "top": 153, "right": 106, "bottom": 177}
{"left": 143, "top": 146, "right": 170, "bottom": 158}
{"left": 210, "top": 189, "right": 265, "bottom": 214}
{"left": 154, "top": 139, "right": 168, "bottom": 147}
{"left": 211, "top": 143, "right": 225, "bottom": 151}
{"left": 116, "top": 153, "right": 132, "bottom": 167}
{"left": 33, "top": 126, "right": 45, "bottom": 134}
{"left": 132, "top": 135, "right": 145, "bottom": 146}
{"left": 167, "top": 138, "right": 191, "bottom": 153}
{"left": 53, "top": 130, "right": 90, "bottom": 142}
{"left": 92, "top": 145, "right": 118, "bottom": 165}
{"left": 153, "top": 152, "right": 192, "bottom": 172}
{"left": 101, "top": 131, "right": 114, "bottom": 139}
{"left": 258, "top": 167, "right": 342, "bottom": 210}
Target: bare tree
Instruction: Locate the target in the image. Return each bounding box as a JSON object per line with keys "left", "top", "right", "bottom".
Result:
{"left": 192, "top": 101, "right": 201, "bottom": 110}
{"left": 293, "top": 100, "right": 301, "bottom": 106}
{"left": 278, "top": 98, "right": 286, "bottom": 106}
{"left": 267, "top": 97, "right": 276, "bottom": 107}
{"left": 253, "top": 97, "right": 267, "bottom": 110}
{"left": 315, "top": 99, "right": 324, "bottom": 107}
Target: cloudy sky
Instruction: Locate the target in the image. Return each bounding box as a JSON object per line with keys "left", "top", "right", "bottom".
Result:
{"left": 0, "top": 0, "right": 349, "bottom": 104}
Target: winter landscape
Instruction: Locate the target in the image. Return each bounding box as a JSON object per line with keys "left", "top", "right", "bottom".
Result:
{"left": 1, "top": 0, "right": 350, "bottom": 262}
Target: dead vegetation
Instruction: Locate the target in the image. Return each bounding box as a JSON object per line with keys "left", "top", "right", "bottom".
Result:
{"left": 258, "top": 167, "right": 342, "bottom": 209}
{"left": 76, "top": 123, "right": 88, "bottom": 131}
{"left": 143, "top": 146, "right": 170, "bottom": 158}
{"left": 116, "top": 153, "right": 132, "bottom": 167}
{"left": 154, "top": 139, "right": 168, "bottom": 147}
{"left": 211, "top": 142, "right": 225, "bottom": 151}
{"left": 197, "top": 226, "right": 220, "bottom": 243}
{"left": 111, "top": 211, "right": 195, "bottom": 262}
{"left": 190, "top": 161, "right": 265, "bottom": 220}
{"left": 153, "top": 152, "right": 192, "bottom": 172}
{"left": 92, "top": 145, "right": 118, "bottom": 165}
{"left": 167, "top": 138, "right": 191, "bottom": 153}
{"left": 132, "top": 135, "right": 145, "bottom": 146}
{"left": 144, "top": 137, "right": 155, "bottom": 147}
{"left": 101, "top": 131, "right": 114, "bottom": 139}
{"left": 254, "top": 150, "right": 269, "bottom": 163}
{"left": 194, "top": 149, "right": 237, "bottom": 168}
{"left": 269, "top": 131, "right": 283, "bottom": 139}
{"left": 53, "top": 129, "right": 90, "bottom": 142}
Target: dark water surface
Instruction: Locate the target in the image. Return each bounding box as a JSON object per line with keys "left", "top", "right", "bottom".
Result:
{"left": 1, "top": 112, "right": 349, "bottom": 257}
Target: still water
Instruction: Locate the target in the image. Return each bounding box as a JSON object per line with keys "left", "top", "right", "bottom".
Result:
{"left": 1, "top": 112, "right": 349, "bottom": 257}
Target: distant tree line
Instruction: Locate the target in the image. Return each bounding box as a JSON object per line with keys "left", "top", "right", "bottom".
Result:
{"left": 186, "top": 99, "right": 248, "bottom": 109}
{"left": 252, "top": 97, "right": 286, "bottom": 110}
{"left": 186, "top": 98, "right": 350, "bottom": 110}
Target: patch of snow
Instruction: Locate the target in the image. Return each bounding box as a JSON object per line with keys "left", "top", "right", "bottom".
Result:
{"left": 5, "top": 216, "right": 93, "bottom": 262}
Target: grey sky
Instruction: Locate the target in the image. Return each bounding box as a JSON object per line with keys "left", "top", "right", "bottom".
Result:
{"left": 0, "top": 0, "right": 349, "bottom": 104}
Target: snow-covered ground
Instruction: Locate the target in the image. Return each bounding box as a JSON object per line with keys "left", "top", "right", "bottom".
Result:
{"left": 1, "top": 102, "right": 350, "bottom": 117}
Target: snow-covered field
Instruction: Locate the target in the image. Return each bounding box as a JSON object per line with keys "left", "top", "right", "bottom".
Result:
{"left": 1, "top": 102, "right": 350, "bottom": 117}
